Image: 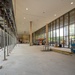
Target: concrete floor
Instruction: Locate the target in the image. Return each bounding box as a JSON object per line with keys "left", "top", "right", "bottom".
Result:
{"left": 0, "top": 44, "right": 75, "bottom": 75}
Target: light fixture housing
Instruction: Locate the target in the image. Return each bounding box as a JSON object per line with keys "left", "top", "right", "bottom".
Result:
{"left": 71, "top": 2, "right": 73, "bottom": 4}
{"left": 54, "top": 14, "right": 56, "bottom": 16}
{"left": 24, "top": 17, "right": 26, "bottom": 19}
{"left": 26, "top": 8, "right": 28, "bottom": 10}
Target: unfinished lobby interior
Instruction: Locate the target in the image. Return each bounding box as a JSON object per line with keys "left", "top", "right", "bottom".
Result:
{"left": 0, "top": 0, "right": 75, "bottom": 75}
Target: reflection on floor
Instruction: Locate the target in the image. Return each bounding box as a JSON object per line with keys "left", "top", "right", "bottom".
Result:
{"left": 0, "top": 44, "right": 75, "bottom": 75}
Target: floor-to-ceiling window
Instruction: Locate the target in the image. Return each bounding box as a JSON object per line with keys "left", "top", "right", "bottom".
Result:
{"left": 64, "top": 14, "right": 69, "bottom": 48}
{"left": 60, "top": 17, "right": 64, "bottom": 47}
{"left": 69, "top": 10, "right": 75, "bottom": 48}
{"left": 48, "top": 24, "right": 51, "bottom": 45}
{"left": 52, "top": 21, "right": 56, "bottom": 46}
{"left": 56, "top": 19, "right": 59, "bottom": 46}
{"left": 48, "top": 24, "right": 51, "bottom": 43}
{"left": 50, "top": 23, "right": 53, "bottom": 46}
{"left": 33, "top": 8, "right": 75, "bottom": 48}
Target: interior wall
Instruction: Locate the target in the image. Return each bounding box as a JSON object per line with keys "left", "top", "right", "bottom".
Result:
{"left": 18, "top": 33, "right": 29, "bottom": 43}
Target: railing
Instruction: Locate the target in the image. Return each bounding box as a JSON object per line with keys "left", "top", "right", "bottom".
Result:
{"left": 0, "top": 28, "right": 17, "bottom": 66}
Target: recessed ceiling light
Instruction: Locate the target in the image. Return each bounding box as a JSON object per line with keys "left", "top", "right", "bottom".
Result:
{"left": 54, "top": 14, "right": 56, "bottom": 16}
{"left": 71, "top": 2, "right": 73, "bottom": 4}
{"left": 24, "top": 17, "right": 26, "bottom": 19}
{"left": 26, "top": 8, "right": 28, "bottom": 10}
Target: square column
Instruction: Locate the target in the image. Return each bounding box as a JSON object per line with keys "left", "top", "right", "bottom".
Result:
{"left": 30, "top": 21, "right": 33, "bottom": 46}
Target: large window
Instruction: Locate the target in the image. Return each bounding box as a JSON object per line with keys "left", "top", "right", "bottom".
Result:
{"left": 33, "top": 8, "right": 75, "bottom": 48}
{"left": 56, "top": 19, "right": 59, "bottom": 45}
{"left": 56, "top": 29, "right": 59, "bottom": 45}
{"left": 53, "top": 21, "right": 56, "bottom": 45}
{"left": 60, "top": 28, "right": 63, "bottom": 45}
{"left": 60, "top": 17, "right": 64, "bottom": 47}
{"left": 53, "top": 30, "right": 55, "bottom": 45}
{"left": 70, "top": 24, "right": 74, "bottom": 35}
{"left": 51, "top": 31, "right": 52, "bottom": 46}
{"left": 70, "top": 10, "right": 75, "bottom": 24}
{"left": 64, "top": 26, "right": 68, "bottom": 47}
{"left": 69, "top": 10, "right": 75, "bottom": 48}
{"left": 64, "top": 13, "right": 69, "bottom": 47}
{"left": 48, "top": 31, "right": 50, "bottom": 42}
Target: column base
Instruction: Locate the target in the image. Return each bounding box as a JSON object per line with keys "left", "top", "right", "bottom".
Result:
{"left": 30, "top": 43, "right": 33, "bottom": 46}
{"left": 45, "top": 43, "right": 48, "bottom": 45}
{"left": 0, "top": 66, "right": 2, "bottom": 69}
{"left": 3, "top": 59, "right": 7, "bottom": 61}
{"left": 7, "top": 55, "right": 10, "bottom": 56}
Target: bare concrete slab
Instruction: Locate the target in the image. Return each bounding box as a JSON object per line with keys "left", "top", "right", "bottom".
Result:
{"left": 0, "top": 44, "right": 75, "bottom": 75}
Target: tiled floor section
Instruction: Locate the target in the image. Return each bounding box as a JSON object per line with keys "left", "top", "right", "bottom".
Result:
{"left": 0, "top": 44, "right": 75, "bottom": 75}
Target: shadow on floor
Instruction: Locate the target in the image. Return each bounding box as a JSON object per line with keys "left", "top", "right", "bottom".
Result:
{"left": 41, "top": 50, "right": 52, "bottom": 52}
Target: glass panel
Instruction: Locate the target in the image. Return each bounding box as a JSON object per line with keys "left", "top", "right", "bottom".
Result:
{"left": 70, "top": 10, "right": 75, "bottom": 24}
{"left": 51, "top": 23, "right": 52, "bottom": 31}
{"left": 64, "top": 14, "right": 68, "bottom": 26}
{"left": 45, "top": 33, "right": 46, "bottom": 38}
{"left": 64, "top": 36, "right": 68, "bottom": 48}
{"left": 48, "top": 24, "right": 51, "bottom": 31}
{"left": 36, "top": 35, "right": 38, "bottom": 39}
{"left": 60, "top": 28, "right": 63, "bottom": 47}
{"left": 64, "top": 26, "right": 68, "bottom": 47}
{"left": 64, "top": 26, "right": 68, "bottom": 36}
{"left": 70, "top": 36, "right": 75, "bottom": 48}
{"left": 56, "top": 19, "right": 59, "bottom": 29}
{"left": 41, "top": 33, "right": 44, "bottom": 38}
{"left": 56, "top": 29, "right": 59, "bottom": 45}
{"left": 48, "top": 32, "right": 50, "bottom": 43}
{"left": 53, "top": 30, "right": 56, "bottom": 45}
{"left": 60, "top": 17, "right": 63, "bottom": 28}
{"left": 53, "top": 30, "right": 55, "bottom": 37}
{"left": 52, "top": 22, "right": 54, "bottom": 30}
{"left": 50, "top": 31, "right": 52, "bottom": 46}
{"left": 53, "top": 21, "right": 55, "bottom": 30}
{"left": 70, "top": 24, "right": 74, "bottom": 35}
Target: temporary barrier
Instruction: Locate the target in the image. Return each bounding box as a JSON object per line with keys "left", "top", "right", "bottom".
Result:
{"left": 0, "top": 0, "right": 17, "bottom": 68}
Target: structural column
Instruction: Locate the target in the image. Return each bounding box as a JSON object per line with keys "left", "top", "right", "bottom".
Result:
{"left": 30, "top": 21, "right": 33, "bottom": 46}
{"left": 7, "top": 32, "right": 9, "bottom": 56}
{"left": 46, "top": 24, "right": 48, "bottom": 45}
